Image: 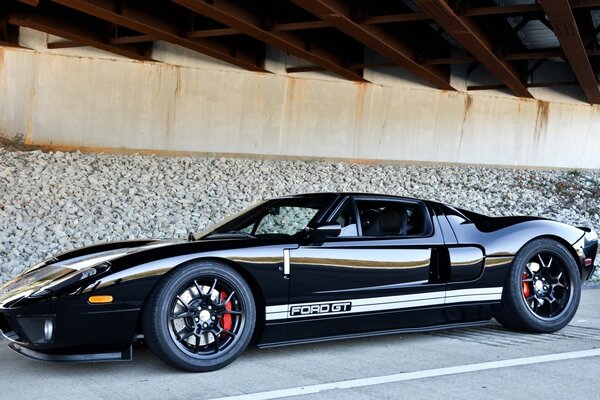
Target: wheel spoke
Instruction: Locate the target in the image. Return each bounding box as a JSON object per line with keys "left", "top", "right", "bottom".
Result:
{"left": 193, "top": 280, "right": 203, "bottom": 297}
{"left": 224, "top": 309, "right": 242, "bottom": 316}
{"left": 555, "top": 271, "right": 563, "bottom": 282}
{"left": 551, "top": 282, "right": 564, "bottom": 290}
{"left": 222, "top": 291, "right": 235, "bottom": 306}
{"left": 194, "top": 335, "right": 201, "bottom": 353}
{"left": 209, "top": 279, "right": 218, "bottom": 295}
{"left": 212, "top": 331, "right": 221, "bottom": 352}
{"left": 221, "top": 329, "right": 236, "bottom": 338}
{"left": 536, "top": 297, "right": 545, "bottom": 307}
{"left": 176, "top": 295, "right": 190, "bottom": 310}
{"left": 547, "top": 299, "right": 557, "bottom": 316}
{"left": 537, "top": 254, "right": 545, "bottom": 268}
{"left": 525, "top": 294, "right": 536, "bottom": 302}
{"left": 177, "top": 329, "right": 194, "bottom": 342}
{"left": 170, "top": 311, "right": 193, "bottom": 320}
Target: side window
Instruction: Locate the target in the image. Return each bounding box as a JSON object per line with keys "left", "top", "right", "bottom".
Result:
{"left": 254, "top": 206, "right": 319, "bottom": 236}
{"left": 355, "top": 199, "right": 431, "bottom": 237}
{"left": 329, "top": 199, "right": 358, "bottom": 237}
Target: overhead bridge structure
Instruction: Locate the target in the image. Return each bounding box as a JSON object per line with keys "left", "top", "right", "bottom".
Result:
{"left": 1, "top": 1, "right": 600, "bottom": 167}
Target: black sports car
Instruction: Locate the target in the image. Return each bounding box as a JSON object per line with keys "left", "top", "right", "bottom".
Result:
{"left": 0, "top": 193, "right": 597, "bottom": 371}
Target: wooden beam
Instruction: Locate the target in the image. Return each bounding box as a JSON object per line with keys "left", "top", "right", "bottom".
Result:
{"left": 286, "top": 65, "right": 327, "bottom": 73}
{"left": 8, "top": 10, "right": 151, "bottom": 60}
{"left": 287, "top": 61, "right": 396, "bottom": 74}
{"left": 292, "top": 0, "right": 453, "bottom": 89}
{"left": 468, "top": 81, "right": 592, "bottom": 90}
{"left": 17, "top": 0, "right": 40, "bottom": 6}
{"left": 50, "top": 0, "right": 266, "bottom": 72}
{"left": 187, "top": 27, "right": 237, "bottom": 38}
{"left": 426, "top": 47, "right": 600, "bottom": 64}
{"left": 273, "top": 20, "right": 331, "bottom": 31}
{"left": 463, "top": 1, "right": 600, "bottom": 17}
{"left": 415, "top": 0, "right": 533, "bottom": 98}
{"left": 463, "top": 4, "right": 542, "bottom": 17}
{"left": 570, "top": 0, "right": 600, "bottom": 8}
{"left": 47, "top": 39, "right": 85, "bottom": 49}
{"left": 540, "top": 0, "right": 600, "bottom": 103}
{"left": 364, "top": 13, "right": 430, "bottom": 24}
{"left": 273, "top": 12, "right": 430, "bottom": 32}
{"left": 109, "top": 34, "right": 154, "bottom": 45}
{"left": 173, "top": 0, "right": 365, "bottom": 81}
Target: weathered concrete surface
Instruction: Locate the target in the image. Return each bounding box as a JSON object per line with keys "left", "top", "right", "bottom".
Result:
{"left": 0, "top": 288, "right": 599, "bottom": 400}
{"left": 1, "top": 40, "right": 600, "bottom": 168}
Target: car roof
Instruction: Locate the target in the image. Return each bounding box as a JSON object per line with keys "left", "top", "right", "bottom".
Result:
{"left": 277, "top": 192, "right": 424, "bottom": 202}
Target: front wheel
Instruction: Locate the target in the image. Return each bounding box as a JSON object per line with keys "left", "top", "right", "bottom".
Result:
{"left": 495, "top": 238, "right": 581, "bottom": 333}
{"left": 142, "top": 262, "right": 256, "bottom": 372}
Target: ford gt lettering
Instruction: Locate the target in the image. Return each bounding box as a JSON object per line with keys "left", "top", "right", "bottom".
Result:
{"left": 289, "top": 302, "right": 352, "bottom": 316}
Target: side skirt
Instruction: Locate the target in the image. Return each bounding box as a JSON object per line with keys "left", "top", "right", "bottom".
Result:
{"left": 257, "top": 319, "right": 492, "bottom": 349}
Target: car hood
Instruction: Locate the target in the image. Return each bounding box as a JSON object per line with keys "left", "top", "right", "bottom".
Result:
{"left": 49, "top": 239, "right": 183, "bottom": 271}
{"left": 0, "top": 239, "right": 183, "bottom": 308}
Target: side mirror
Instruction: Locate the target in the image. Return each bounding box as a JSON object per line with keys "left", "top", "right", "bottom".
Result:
{"left": 305, "top": 222, "right": 342, "bottom": 244}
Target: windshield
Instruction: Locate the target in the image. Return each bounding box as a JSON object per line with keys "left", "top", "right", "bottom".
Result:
{"left": 193, "top": 196, "right": 336, "bottom": 240}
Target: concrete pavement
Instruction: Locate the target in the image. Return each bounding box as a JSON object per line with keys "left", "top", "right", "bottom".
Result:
{"left": 1, "top": 289, "right": 599, "bottom": 400}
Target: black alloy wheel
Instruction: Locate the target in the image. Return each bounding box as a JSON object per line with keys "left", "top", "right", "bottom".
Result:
{"left": 520, "top": 252, "right": 573, "bottom": 321}
{"left": 143, "top": 262, "right": 256, "bottom": 372}
{"left": 495, "top": 238, "right": 581, "bottom": 333}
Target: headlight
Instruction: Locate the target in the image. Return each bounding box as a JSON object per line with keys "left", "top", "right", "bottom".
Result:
{"left": 72, "top": 262, "right": 111, "bottom": 282}
{"left": 28, "top": 262, "right": 111, "bottom": 299}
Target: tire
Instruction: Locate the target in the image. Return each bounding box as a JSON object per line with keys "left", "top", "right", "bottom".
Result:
{"left": 142, "top": 261, "right": 256, "bottom": 372}
{"left": 495, "top": 238, "right": 581, "bottom": 333}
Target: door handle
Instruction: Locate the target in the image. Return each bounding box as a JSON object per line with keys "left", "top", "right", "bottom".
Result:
{"left": 283, "top": 249, "right": 290, "bottom": 276}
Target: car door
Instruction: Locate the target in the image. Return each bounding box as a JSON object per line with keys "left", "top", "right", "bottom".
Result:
{"left": 286, "top": 195, "right": 448, "bottom": 329}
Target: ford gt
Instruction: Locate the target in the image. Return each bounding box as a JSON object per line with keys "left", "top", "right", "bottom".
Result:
{"left": 0, "top": 193, "right": 597, "bottom": 371}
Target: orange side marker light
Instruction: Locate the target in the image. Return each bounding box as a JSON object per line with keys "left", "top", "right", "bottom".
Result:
{"left": 89, "top": 295, "right": 114, "bottom": 304}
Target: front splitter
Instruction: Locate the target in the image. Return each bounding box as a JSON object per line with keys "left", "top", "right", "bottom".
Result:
{"left": 8, "top": 342, "right": 132, "bottom": 363}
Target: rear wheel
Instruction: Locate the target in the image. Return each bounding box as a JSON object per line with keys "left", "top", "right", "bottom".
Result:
{"left": 142, "top": 262, "right": 255, "bottom": 372}
{"left": 495, "top": 238, "right": 581, "bottom": 333}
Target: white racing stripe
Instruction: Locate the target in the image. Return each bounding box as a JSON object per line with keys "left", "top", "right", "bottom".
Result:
{"left": 265, "top": 287, "right": 502, "bottom": 321}
{"left": 209, "top": 348, "right": 600, "bottom": 400}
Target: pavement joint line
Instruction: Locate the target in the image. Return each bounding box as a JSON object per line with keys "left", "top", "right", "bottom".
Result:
{"left": 210, "top": 348, "right": 600, "bottom": 400}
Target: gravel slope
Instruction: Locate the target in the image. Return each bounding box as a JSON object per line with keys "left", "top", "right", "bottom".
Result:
{"left": 0, "top": 148, "right": 598, "bottom": 283}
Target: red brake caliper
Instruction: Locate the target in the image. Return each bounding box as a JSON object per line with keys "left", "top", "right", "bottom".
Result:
{"left": 522, "top": 272, "right": 531, "bottom": 298}
{"left": 220, "top": 292, "right": 232, "bottom": 331}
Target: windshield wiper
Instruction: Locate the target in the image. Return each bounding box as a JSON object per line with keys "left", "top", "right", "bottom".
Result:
{"left": 206, "top": 230, "right": 256, "bottom": 239}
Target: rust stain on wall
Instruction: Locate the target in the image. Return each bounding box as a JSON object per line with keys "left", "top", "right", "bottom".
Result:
{"left": 164, "top": 67, "right": 181, "bottom": 147}
{"left": 353, "top": 82, "right": 368, "bottom": 156}
{"left": 458, "top": 94, "right": 473, "bottom": 147}
{"left": 354, "top": 82, "right": 367, "bottom": 124}
{"left": 534, "top": 100, "right": 550, "bottom": 146}
{"left": 174, "top": 65, "right": 182, "bottom": 97}
{"left": 284, "top": 78, "right": 297, "bottom": 124}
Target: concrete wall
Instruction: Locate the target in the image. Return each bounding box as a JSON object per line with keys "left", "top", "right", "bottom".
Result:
{"left": 1, "top": 28, "right": 600, "bottom": 168}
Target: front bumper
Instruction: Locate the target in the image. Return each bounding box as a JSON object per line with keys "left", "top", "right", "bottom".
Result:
{"left": 1, "top": 323, "right": 130, "bottom": 362}
{"left": 1, "top": 305, "right": 140, "bottom": 363}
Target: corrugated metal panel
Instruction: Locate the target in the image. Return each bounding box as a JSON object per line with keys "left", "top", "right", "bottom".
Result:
{"left": 496, "top": 0, "right": 561, "bottom": 51}
{"left": 591, "top": 9, "right": 600, "bottom": 43}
